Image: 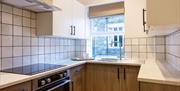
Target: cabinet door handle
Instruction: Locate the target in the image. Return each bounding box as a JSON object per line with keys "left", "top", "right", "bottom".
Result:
{"left": 73, "top": 26, "right": 76, "bottom": 35}
{"left": 117, "top": 68, "right": 119, "bottom": 80}
{"left": 143, "top": 8, "right": 148, "bottom": 33}
{"left": 124, "top": 68, "right": 126, "bottom": 80}
{"left": 72, "top": 81, "right": 74, "bottom": 91}
{"left": 70, "top": 25, "right": 73, "bottom": 35}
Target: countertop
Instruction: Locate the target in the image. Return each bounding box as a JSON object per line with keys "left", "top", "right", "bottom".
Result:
{"left": 0, "top": 59, "right": 180, "bottom": 89}
{"left": 0, "top": 60, "right": 86, "bottom": 89}
{"left": 138, "top": 60, "right": 180, "bottom": 86}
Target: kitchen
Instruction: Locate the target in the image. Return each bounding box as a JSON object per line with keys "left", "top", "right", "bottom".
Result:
{"left": 0, "top": 0, "right": 180, "bottom": 91}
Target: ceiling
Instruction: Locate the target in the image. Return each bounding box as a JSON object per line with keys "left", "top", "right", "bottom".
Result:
{"left": 77, "top": 0, "right": 124, "bottom": 6}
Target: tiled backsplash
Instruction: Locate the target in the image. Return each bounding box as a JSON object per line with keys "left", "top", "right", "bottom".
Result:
{"left": 0, "top": 3, "right": 86, "bottom": 70}
{"left": 166, "top": 30, "right": 180, "bottom": 70}
{"left": 124, "top": 36, "right": 166, "bottom": 61}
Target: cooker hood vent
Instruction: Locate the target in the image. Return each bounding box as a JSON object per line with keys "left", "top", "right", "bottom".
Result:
{"left": 0, "top": 0, "right": 61, "bottom": 12}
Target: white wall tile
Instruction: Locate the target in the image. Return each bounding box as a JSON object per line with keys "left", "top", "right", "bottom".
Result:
{"left": 132, "top": 53, "right": 139, "bottom": 60}
{"left": 139, "top": 46, "right": 147, "bottom": 52}
{"left": 2, "top": 24, "right": 12, "bottom": 35}
{"left": 147, "top": 37, "right": 155, "bottom": 45}
{"left": 23, "top": 56, "right": 31, "bottom": 66}
{"left": 132, "top": 46, "right": 139, "bottom": 52}
{"left": 13, "top": 8, "right": 22, "bottom": 16}
{"left": 132, "top": 39, "right": 138, "bottom": 45}
{"left": 139, "top": 53, "right": 147, "bottom": 60}
{"left": 147, "top": 46, "right": 155, "bottom": 53}
{"left": 31, "top": 47, "right": 38, "bottom": 55}
{"left": 156, "top": 53, "right": 165, "bottom": 61}
{"left": 23, "top": 27, "right": 31, "bottom": 36}
{"left": 2, "top": 47, "right": 12, "bottom": 57}
{"left": 124, "top": 38, "right": 131, "bottom": 45}
{"left": 13, "top": 36, "right": 22, "bottom": 46}
{"left": 13, "top": 57, "right": 23, "bottom": 67}
{"left": 23, "top": 17, "right": 30, "bottom": 27}
{"left": 23, "top": 37, "right": 31, "bottom": 46}
{"left": 2, "top": 12, "right": 12, "bottom": 24}
{"left": 23, "top": 47, "right": 31, "bottom": 56}
{"left": 13, "top": 47, "right": 23, "bottom": 56}
{"left": 156, "top": 45, "right": 165, "bottom": 53}
{"left": 13, "top": 26, "right": 22, "bottom": 35}
{"left": 147, "top": 53, "right": 155, "bottom": 60}
{"left": 2, "top": 35, "right": 12, "bottom": 46}
{"left": 23, "top": 10, "right": 31, "bottom": 18}
{"left": 2, "top": 4, "right": 12, "bottom": 13}
{"left": 139, "top": 38, "right": 146, "bottom": 45}
{"left": 155, "top": 37, "right": 165, "bottom": 45}
{"left": 31, "top": 12, "right": 36, "bottom": 19}
{"left": 13, "top": 15, "right": 22, "bottom": 26}
{"left": 2, "top": 58, "right": 12, "bottom": 70}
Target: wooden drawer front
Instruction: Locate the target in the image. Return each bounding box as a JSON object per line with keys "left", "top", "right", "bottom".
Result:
{"left": 0, "top": 81, "right": 32, "bottom": 91}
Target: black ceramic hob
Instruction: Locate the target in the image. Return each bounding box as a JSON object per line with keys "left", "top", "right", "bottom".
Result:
{"left": 1, "top": 64, "right": 66, "bottom": 75}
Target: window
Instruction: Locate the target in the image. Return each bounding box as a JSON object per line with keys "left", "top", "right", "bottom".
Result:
{"left": 90, "top": 15, "right": 124, "bottom": 58}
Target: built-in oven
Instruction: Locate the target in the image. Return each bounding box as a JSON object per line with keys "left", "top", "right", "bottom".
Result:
{"left": 33, "top": 71, "right": 71, "bottom": 91}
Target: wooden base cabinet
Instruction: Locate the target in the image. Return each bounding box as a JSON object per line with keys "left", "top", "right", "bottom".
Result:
{"left": 70, "top": 65, "right": 85, "bottom": 91}
{"left": 125, "top": 66, "right": 140, "bottom": 91}
{"left": 140, "top": 82, "right": 180, "bottom": 91}
{"left": 86, "top": 64, "right": 140, "bottom": 91}
{"left": 86, "top": 64, "right": 120, "bottom": 91}
{"left": 0, "top": 81, "right": 32, "bottom": 91}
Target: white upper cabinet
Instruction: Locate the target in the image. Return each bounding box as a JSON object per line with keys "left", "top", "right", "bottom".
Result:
{"left": 73, "top": 0, "right": 86, "bottom": 39}
{"left": 146, "top": 0, "right": 180, "bottom": 26}
{"left": 36, "top": 0, "right": 86, "bottom": 39}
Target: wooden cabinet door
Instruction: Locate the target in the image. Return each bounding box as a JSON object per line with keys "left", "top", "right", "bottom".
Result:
{"left": 140, "top": 82, "right": 180, "bottom": 91}
{"left": 70, "top": 65, "right": 85, "bottom": 91}
{"left": 86, "top": 64, "right": 119, "bottom": 91}
{"left": 0, "top": 81, "right": 31, "bottom": 91}
{"left": 125, "top": 66, "right": 140, "bottom": 91}
{"left": 147, "top": 0, "right": 180, "bottom": 26}
{"left": 86, "top": 64, "right": 94, "bottom": 91}
{"left": 119, "top": 67, "right": 126, "bottom": 91}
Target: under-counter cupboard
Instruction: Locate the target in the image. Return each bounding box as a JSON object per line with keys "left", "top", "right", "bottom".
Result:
{"left": 0, "top": 81, "right": 32, "bottom": 91}
{"left": 85, "top": 64, "right": 140, "bottom": 91}
{"left": 36, "top": 0, "right": 86, "bottom": 39}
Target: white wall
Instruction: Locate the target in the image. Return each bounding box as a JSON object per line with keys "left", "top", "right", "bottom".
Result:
{"left": 124, "top": 0, "right": 147, "bottom": 38}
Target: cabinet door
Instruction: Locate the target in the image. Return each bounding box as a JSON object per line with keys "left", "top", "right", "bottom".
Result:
{"left": 86, "top": 64, "right": 94, "bottom": 91}
{"left": 53, "top": 0, "right": 73, "bottom": 37}
{"left": 0, "top": 81, "right": 31, "bottom": 91}
{"left": 70, "top": 65, "right": 85, "bottom": 91}
{"left": 140, "top": 82, "right": 180, "bottom": 91}
{"left": 147, "top": 0, "right": 180, "bottom": 26}
{"left": 119, "top": 67, "right": 126, "bottom": 91}
{"left": 125, "top": 66, "right": 140, "bottom": 91}
{"left": 86, "top": 64, "right": 119, "bottom": 91}
{"left": 72, "top": 0, "right": 86, "bottom": 39}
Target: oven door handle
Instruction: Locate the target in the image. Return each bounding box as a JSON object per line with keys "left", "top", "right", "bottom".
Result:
{"left": 46, "top": 80, "right": 71, "bottom": 91}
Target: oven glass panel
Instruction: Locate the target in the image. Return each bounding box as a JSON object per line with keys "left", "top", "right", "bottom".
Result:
{"left": 52, "top": 83, "right": 69, "bottom": 91}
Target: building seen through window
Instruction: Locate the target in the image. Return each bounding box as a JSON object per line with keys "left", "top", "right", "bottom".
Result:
{"left": 90, "top": 15, "right": 124, "bottom": 59}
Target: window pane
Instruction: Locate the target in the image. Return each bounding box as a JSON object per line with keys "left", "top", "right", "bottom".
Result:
{"left": 91, "top": 15, "right": 124, "bottom": 58}
{"left": 91, "top": 17, "right": 106, "bottom": 32}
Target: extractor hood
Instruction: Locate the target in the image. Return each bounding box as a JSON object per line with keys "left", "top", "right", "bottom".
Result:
{"left": 0, "top": 0, "right": 61, "bottom": 12}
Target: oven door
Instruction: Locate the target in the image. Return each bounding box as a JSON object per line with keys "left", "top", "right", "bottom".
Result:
{"left": 36, "top": 79, "right": 71, "bottom": 91}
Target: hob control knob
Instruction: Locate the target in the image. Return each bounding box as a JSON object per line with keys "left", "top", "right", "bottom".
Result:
{"left": 46, "top": 78, "right": 51, "bottom": 83}
{"left": 63, "top": 72, "right": 67, "bottom": 77}
{"left": 41, "top": 80, "right": 46, "bottom": 86}
{"left": 59, "top": 74, "right": 64, "bottom": 78}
